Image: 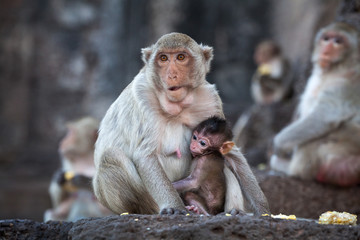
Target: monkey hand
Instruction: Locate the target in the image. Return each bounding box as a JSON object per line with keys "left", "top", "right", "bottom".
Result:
{"left": 273, "top": 147, "right": 291, "bottom": 160}
{"left": 70, "top": 174, "right": 93, "bottom": 190}
{"left": 55, "top": 171, "right": 68, "bottom": 186}
{"left": 160, "top": 208, "right": 189, "bottom": 215}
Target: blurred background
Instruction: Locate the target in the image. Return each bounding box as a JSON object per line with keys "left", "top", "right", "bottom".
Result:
{"left": 0, "top": 0, "right": 346, "bottom": 221}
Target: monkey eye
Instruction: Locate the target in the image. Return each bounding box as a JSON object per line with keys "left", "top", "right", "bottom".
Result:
{"left": 322, "top": 35, "right": 330, "bottom": 42}
{"left": 200, "top": 140, "right": 206, "bottom": 147}
{"left": 177, "top": 54, "right": 185, "bottom": 61}
{"left": 333, "top": 37, "right": 343, "bottom": 44}
{"left": 160, "top": 55, "right": 168, "bottom": 61}
{"left": 193, "top": 134, "right": 197, "bottom": 140}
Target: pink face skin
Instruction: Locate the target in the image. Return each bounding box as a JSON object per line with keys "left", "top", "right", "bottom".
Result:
{"left": 190, "top": 131, "right": 211, "bottom": 157}
{"left": 254, "top": 46, "right": 273, "bottom": 65}
{"left": 317, "top": 31, "right": 349, "bottom": 69}
{"left": 59, "top": 127, "right": 77, "bottom": 157}
{"left": 156, "top": 49, "right": 194, "bottom": 103}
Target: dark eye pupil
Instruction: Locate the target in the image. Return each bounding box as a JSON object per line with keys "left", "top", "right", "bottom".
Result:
{"left": 334, "top": 38, "right": 342, "bottom": 44}
{"left": 323, "top": 36, "right": 329, "bottom": 41}
{"left": 178, "top": 54, "right": 184, "bottom": 60}
{"left": 161, "top": 55, "right": 167, "bottom": 61}
{"left": 193, "top": 135, "right": 197, "bottom": 140}
{"left": 200, "top": 141, "right": 206, "bottom": 146}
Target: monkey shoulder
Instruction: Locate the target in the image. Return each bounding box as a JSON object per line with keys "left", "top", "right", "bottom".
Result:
{"left": 195, "top": 154, "right": 224, "bottom": 172}
{"left": 180, "top": 83, "right": 224, "bottom": 127}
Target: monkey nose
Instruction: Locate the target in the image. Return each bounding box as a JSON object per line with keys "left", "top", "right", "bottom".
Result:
{"left": 167, "top": 74, "right": 177, "bottom": 80}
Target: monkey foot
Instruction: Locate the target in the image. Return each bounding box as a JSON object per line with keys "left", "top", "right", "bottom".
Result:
{"left": 160, "top": 208, "right": 188, "bottom": 215}
{"left": 227, "top": 208, "right": 247, "bottom": 216}
{"left": 185, "top": 205, "right": 201, "bottom": 214}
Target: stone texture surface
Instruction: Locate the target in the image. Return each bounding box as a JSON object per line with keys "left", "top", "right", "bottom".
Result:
{"left": 1, "top": 214, "right": 359, "bottom": 240}
{"left": 258, "top": 171, "right": 360, "bottom": 220}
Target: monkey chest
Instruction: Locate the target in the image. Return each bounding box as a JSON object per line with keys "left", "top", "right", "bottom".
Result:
{"left": 160, "top": 123, "right": 191, "bottom": 158}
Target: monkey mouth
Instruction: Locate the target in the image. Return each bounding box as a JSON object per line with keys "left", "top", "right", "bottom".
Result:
{"left": 168, "top": 86, "right": 182, "bottom": 91}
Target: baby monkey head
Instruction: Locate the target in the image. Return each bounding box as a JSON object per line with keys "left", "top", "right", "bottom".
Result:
{"left": 191, "top": 116, "right": 235, "bottom": 157}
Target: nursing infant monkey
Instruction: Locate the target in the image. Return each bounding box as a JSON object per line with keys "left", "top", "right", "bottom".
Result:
{"left": 173, "top": 116, "right": 235, "bottom": 215}
{"left": 93, "top": 32, "right": 269, "bottom": 215}
{"left": 271, "top": 22, "right": 360, "bottom": 187}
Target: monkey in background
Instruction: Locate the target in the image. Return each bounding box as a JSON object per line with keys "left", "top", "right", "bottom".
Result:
{"left": 172, "top": 117, "right": 235, "bottom": 215}
{"left": 231, "top": 40, "right": 295, "bottom": 166}
{"left": 251, "top": 40, "right": 292, "bottom": 105}
{"left": 44, "top": 117, "right": 112, "bottom": 222}
{"left": 271, "top": 22, "right": 360, "bottom": 187}
{"left": 93, "top": 33, "right": 270, "bottom": 216}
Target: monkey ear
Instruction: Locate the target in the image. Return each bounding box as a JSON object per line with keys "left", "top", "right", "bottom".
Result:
{"left": 200, "top": 44, "right": 214, "bottom": 71}
{"left": 220, "top": 141, "right": 235, "bottom": 155}
{"left": 141, "top": 46, "right": 153, "bottom": 64}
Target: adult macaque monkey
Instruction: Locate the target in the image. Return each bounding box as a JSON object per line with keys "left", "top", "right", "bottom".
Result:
{"left": 93, "top": 33, "right": 269, "bottom": 215}
{"left": 44, "top": 117, "right": 112, "bottom": 222}
{"left": 251, "top": 40, "right": 291, "bottom": 105}
{"left": 271, "top": 22, "right": 360, "bottom": 187}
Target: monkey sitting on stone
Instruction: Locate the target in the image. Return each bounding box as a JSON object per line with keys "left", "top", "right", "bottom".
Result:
{"left": 93, "top": 32, "right": 270, "bottom": 216}
{"left": 173, "top": 116, "right": 237, "bottom": 216}
{"left": 271, "top": 22, "right": 360, "bottom": 187}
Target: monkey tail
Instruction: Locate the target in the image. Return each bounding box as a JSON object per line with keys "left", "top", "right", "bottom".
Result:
{"left": 224, "top": 147, "right": 270, "bottom": 215}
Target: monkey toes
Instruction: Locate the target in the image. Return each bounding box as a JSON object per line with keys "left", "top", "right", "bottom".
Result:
{"left": 160, "top": 208, "right": 188, "bottom": 215}
{"left": 228, "top": 208, "right": 247, "bottom": 216}
{"left": 185, "top": 205, "right": 201, "bottom": 214}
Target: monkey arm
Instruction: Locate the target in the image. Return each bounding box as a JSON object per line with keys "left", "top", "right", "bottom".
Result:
{"left": 274, "top": 88, "right": 354, "bottom": 155}
{"left": 135, "top": 154, "right": 185, "bottom": 211}
{"left": 172, "top": 176, "right": 199, "bottom": 193}
{"left": 70, "top": 175, "right": 93, "bottom": 191}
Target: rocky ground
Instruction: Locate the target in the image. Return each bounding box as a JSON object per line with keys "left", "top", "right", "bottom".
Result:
{"left": 1, "top": 171, "right": 360, "bottom": 240}
{"left": 1, "top": 213, "right": 359, "bottom": 240}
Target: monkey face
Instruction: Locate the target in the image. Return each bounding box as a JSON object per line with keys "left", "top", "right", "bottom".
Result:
{"left": 156, "top": 49, "right": 194, "bottom": 102}
{"left": 59, "top": 127, "right": 79, "bottom": 158}
{"left": 317, "top": 31, "right": 349, "bottom": 69}
{"left": 190, "top": 131, "right": 211, "bottom": 157}
{"left": 141, "top": 33, "right": 214, "bottom": 105}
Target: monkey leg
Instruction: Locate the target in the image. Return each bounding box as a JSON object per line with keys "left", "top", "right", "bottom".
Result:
{"left": 44, "top": 196, "right": 77, "bottom": 221}
{"left": 269, "top": 154, "right": 290, "bottom": 174}
{"left": 288, "top": 142, "right": 321, "bottom": 180}
{"left": 289, "top": 140, "right": 360, "bottom": 186}
{"left": 93, "top": 150, "right": 158, "bottom": 214}
{"left": 183, "top": 192, "right": 210, "bottom": 215}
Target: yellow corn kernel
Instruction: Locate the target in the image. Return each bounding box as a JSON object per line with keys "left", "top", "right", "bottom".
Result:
{"left": 319, "top": 211, "right": 357, "bottom": 225}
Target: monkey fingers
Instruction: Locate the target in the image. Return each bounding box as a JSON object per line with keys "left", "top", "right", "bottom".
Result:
{"left": 54, "top": 170, "right": 67, "bottom": 185}
{"left": 185, "top": 205, "right": 201, "bottom": 214}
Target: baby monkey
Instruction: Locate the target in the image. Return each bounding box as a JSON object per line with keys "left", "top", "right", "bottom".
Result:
{"left": 173, "top": 116, "right": 235, "bottom": 215}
